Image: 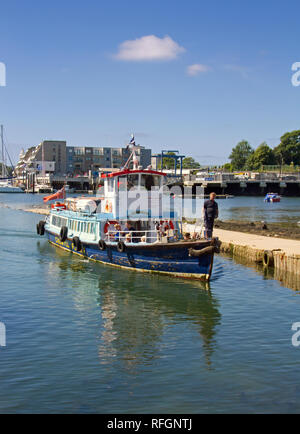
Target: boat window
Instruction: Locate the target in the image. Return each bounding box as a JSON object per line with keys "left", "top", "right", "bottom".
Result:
{"left": 52, "top": 216, "right": 67, "bottom": 228}
{"left": 117, "top": 175, "right": 139, "bottom": 191}
{"left": 127, "top": 175, "right": 139, "bottom": 190}
{"left": 141, "top": 175, "right": 161, "bottom": 190}
{"left": 117, "top": 176, "right": 128, "bottom": 192}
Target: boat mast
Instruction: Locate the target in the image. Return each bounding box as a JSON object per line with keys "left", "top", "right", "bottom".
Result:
{"left": 1, "top": 125, "right": 5, "bottom": 178}
{"left": 42, "top": 141, "right": 45, "bottom": 178}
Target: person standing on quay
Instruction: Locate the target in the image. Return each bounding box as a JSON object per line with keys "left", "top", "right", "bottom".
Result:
{"left": 203, "top": 192, "right": 219, "bottom": 239}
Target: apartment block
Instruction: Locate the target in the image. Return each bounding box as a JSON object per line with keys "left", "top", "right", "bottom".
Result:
{"left": 15, "top": 141, "right": 152, "bottom": 177}
{"left": 14, "top": 140, "right": 67, "bottom": 176}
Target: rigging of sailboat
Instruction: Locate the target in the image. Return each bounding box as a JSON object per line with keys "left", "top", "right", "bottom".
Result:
{"left": 0, "top": 125, "right": 24, "bottom": 193}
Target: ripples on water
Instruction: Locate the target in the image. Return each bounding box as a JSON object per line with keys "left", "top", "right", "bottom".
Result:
{"left": 0, "top": 194, "right": 300, "bottom": 413}
{"left": 178, "top": 196, "right": 300, "bottom": 224}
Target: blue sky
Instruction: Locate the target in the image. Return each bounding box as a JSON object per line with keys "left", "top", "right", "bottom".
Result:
{"left": 0, "top": 0, "right": 300, "bottom": 164}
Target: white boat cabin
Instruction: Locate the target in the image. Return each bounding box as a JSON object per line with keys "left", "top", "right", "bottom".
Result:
{"left": 48, "top": 168, "right": 182, "bottom": 245}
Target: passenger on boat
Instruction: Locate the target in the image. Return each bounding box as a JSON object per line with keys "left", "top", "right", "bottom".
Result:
{"left": 114, "top": 223, "right": 122, "bottom": 241}
{"left": 155, "top": 222, "right": 162, "bottom": 242}
{"left": 124, "top": 222, "right": 139, "bottom": 243}
{"left": 125, "top": 233, "right": 132, "bottom": 243}
{"left": 203, "top": 192, "right": 219, "bottom": 239}
{"left": 183, "top": 232, "right": 191, "bottom": 241}
{"left": 140, "top": 235, "right": 147, "bottom": 243}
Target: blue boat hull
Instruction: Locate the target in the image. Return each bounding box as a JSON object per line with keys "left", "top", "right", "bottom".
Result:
{"left": 46, "top": 231, "right": 215, "bottom": 280}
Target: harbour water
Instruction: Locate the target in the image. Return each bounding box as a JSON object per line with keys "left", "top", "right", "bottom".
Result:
{"left": 179, "top": 195, "right": 300, "bottom": 225}
{"left": 1, "top": 194, "right": 300, "bottom": 413}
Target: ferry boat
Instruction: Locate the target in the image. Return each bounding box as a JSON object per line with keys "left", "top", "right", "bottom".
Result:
{"left": 36, "top": 154, "right": 218, "bottom": 281}
{"left": 264, "top": 193, "right": 281, "bottom": 203}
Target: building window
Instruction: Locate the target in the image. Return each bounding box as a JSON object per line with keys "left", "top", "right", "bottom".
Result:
{"left": 94, "top": 149, "right": 104, "bottom": 156}
{"left": 75, "top": 149, "right": 84, "bottom": 155}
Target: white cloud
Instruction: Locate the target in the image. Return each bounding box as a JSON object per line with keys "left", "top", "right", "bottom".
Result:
{"left": 114, "top": 35, "right": 185, "bottom": 61}
{"left": 186, "top": 64, "right": 211, "bottom": 76}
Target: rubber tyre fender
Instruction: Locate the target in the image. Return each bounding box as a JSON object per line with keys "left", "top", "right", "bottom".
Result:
{"left": 263, "top": 250, "right": 274, "bottom": 268}
{"left": 37, "top": 221, "right": 45, "bottom": 236}
{"left": 117, "top": 241, "right": 126, "bottom": 253}
{"left": 98, "top": 240, "right": 106, "bottom": 251}
{"left": 60, "top": 226, "right": 68, "bottom": 242}
{"left": 73, "top": 236, "right": 82, "bottom": 252}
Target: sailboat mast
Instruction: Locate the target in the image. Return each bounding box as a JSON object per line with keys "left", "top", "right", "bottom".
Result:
{"left": 1, "top": 125, "right": 4, "bottom": 178}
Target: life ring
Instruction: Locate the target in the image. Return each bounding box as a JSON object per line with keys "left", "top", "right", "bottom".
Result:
{"left": 263, "top": 250, "right": 274, "bottom": 268}
{"left": 117, "top": 241, "right": 126, "bottom": 253}
{"left": 98, "top": 240, "right": 106, "bottom": 251}
{"left": 37, "top": 221, "right": 45, "bottom": 236}
{"left": 60, "top": 226, "right": 68, "bottom": 242}
{"left": 51, "top": 202, "right": 67, "bottom": 210}
{"left": 73, "top": 236, "right": 82, "bottom": 252}
{"left": 104, "top": 221, "right": 119, "bottom": 234}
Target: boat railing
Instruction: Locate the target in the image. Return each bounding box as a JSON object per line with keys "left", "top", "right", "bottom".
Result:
{"left": 106, "top": 229, "right": 180, "bottom": 244}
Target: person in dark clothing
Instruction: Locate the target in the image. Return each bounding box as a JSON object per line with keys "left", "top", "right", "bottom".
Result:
{"left": 124, "top": 221, "right": 139, "bottom": 243}
{"left": 203, "top": 192, "right": 219, "bottom": 239}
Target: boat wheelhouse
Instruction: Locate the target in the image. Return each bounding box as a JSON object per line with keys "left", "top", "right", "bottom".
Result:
{"left": 38, "top": 161, "right": 218, "bottom": 280}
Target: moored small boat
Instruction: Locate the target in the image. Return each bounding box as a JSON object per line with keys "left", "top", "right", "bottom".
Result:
{"left": 0, "top": 180, "right": 24, "bottom": 193}
{"left": 264, "top": 192, "right": 281, "bottom": 203}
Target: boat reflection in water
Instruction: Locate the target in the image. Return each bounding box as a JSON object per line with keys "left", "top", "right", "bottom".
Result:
{"left": 95, "top": 269, "right": 222, "bottom": 370}
{"left": 37, "top": 240, "right": 222, "bottom": 370}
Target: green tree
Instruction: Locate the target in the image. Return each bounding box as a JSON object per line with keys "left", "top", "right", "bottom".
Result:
{"left": 229, "top": 140, "right": 254, "bottom": 170}
{"left": 157, "top": 152, "right": 176, "bottom": 170}
{"left": 222, "top": 163, "right": 233, "bottom": 172}
{"left": 182, "top": 157, "right": 201, "bottom": 169}
{"left": 273, "top": 130, "right": 300, "bottom": 165}
{"left": 246, "top": 142, "right": 276, "bottom": 170}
